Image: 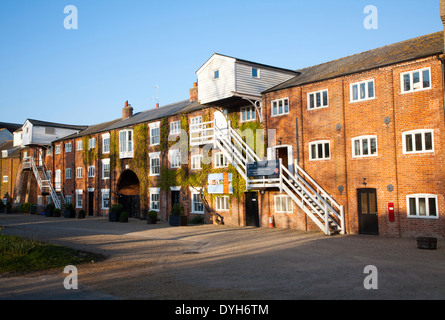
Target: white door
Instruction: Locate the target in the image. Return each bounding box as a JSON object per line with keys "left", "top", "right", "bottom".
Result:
{"left": 39, "top": 150, "right": 43, "bottom": 166}
{"left": 55, "top": 170, "right": 61, "bottom": 192}
{"left": 214, "top": 110, "right": 228, "bottom": 137}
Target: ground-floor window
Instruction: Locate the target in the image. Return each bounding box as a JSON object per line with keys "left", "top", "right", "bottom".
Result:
{"left": 191, "top": 189, "right": 204, "bottom": 214}
{"left": 149, "top": 188, "right": 160, "bottom": 212}
{"left": 76, "top": 190, "right": 83, "bottom": 209}
{"left": 215, "top": 196, "right": 230, "bottom": 211}
{"left": 407, "top": 194, "right": 438, "bottom": 218}
{"left": 101, "top": 190, "right": 110, "bottom": 210}
{"left": 275, "top": 195, "right": 292, "bottom": 213}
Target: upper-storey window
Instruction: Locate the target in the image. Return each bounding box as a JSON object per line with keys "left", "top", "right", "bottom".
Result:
{"left": 308, "top": 89, "right": 328, "bottom": 110}
{"left": 352, "top": 136, "right": 378, "bottom": 158}
{"left": 309, "top": 140, "right": 331, "bottom": 161}
{"left": 241, "top": 106, "right": 256, "bottom": 122}
{"left": 170, "top": 121, "right": 181, "bottom": 135}
{"left": 351, "top": 79, "right": 375, "bottom": 102}
{"left": 401, "top": 68, "right": 431, "bottom": 93}
{"left": 252, "top": 68, "right": 260, "bottom": 79}
{"left": 271, "top": 98, "right": 289, "bottom": 117}
{"left": 150, "top": 122, "right": 160, "bottom": 146}
{"left": 119, "top": 129, "right": 134, "bottom": 159}
{"left": 214, "top": 70, "right": 219, "bottom": 80}
{"left": 65, "top": 142, "right": 72, "bottom": 153}
{"left": 76, "top": 140, "right": 83, "bottom": 151}
{"left": 403, "top": 129, "right": 434, "bottom": 154}
{"left": 102, "top": 133, "right": 110, "bottom": 154}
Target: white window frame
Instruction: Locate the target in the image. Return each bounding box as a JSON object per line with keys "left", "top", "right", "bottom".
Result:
{"left": 406, "top": 194, "right": 438, "bottom": 219}
{"left": 55, "top": 145, "right": 61, "bottom": 154}
{"left": 88, "top": 138, "right": 96, "bottom": 150}
{"left": 2, "top": 176, "right": 8, "bottom": 183}
{"left": 102, "top": 133, "right": 110, "bottom": 154}
{"left": 170, "top": 121, "right": 181, "bottom": 135}
{"left": 215, "top": 196, "right": 230, "bottom": 211}
{"left": 401, "top": 67, "right": 431, "bottom": 94}
{"left": 214, "top": 151, "right": 229, "bottom": 168}
{"left": 307, "top": 89, "right": 329, "bottom": 110}
{"left": 214, "top": 70, "right": 220, "bottom": 80}
{"left": 101, "top": 189, "right": 110, "bottom": 210}
{"left": 65, "top": 142, "right": 72, "bottom": 153}
{"left": 240, "top": 106, "right": 256, "bottom": 122}
{"left": 309, "top": 140, "right": 331, "bottom": 161}
{"left": 76, "top": 190, "right": 83, "bottom": 209}
{"left": 38, "top": 196, "right": 43, "bottom": 206}
{"left": 271, "top": 98, "right": 289, "bottom": 117}
{"left": 65, "top": 195, "right": 72, "bottom": 204}
{"left": 252, "top": 67, "right": 260, "bottom": 79}
{"left": 102, "top": 159, "right": 110, "bottom": 180}
{"left": 76, "top": 167, "right": 83, "bottom": 179}
{"left": 402, "top": 129, "right": 434, "bottom": 154}
{"left": 149, "top": 188, "right": 161, "bottom": 212}
{"left": 190, "top": 188, "right": 204, "bottom": 214}
{"left": 352, "top": 136, "right": 378, "bottom": 158}
{"left": 170, "top": 149, "right": 181, "bottom": 169}
{"left": 88, "top": 166, "right": 95, "bottom": 178}
{"left": 76, "top": 140, "right": 83, "bottom": 151}
{"left": 149, "top": 152, "right": 161, "bottom": 176}
{"left": 66, "top": 168, "right": 72, "bottom": 180}
{"left": 350, "top": 79, "right": 375, "bottom": 102}
{"left": 191, "top": 154, "right": 203, "bottom": 170}
{"left": 119, "top": 129, "right": 134, "bottom": 159}
{"left": 275, "top": 195, "right": 293, "bottom": 213}
{"left": 149, "top": 122, "right": 161, "bottom": 146}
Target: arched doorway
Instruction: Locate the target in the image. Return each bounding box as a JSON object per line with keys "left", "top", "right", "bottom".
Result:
{"left": 117, "top": 170, "right": 140, "bottom": 219}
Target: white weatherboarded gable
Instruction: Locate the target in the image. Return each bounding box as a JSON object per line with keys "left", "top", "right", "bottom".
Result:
{"left": 197, "top": 53, "right": 297, "bottom": 105}
{"left": 20, "top": 120, "right": 82, "bottom": 146}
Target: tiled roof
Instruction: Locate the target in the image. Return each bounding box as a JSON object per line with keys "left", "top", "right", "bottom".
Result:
{"left": 264, "top": 31, "right": 444, "bottom": 93}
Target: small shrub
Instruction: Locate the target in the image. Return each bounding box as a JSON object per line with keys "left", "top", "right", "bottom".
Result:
{"left": 78, "top": 210, "right": 86, "bottom": 219}
{"left": 147, "top": 210, "right": 158, "bottom": 219}
{"left": 170, "top": 203, "right": 184, "bottom": 216}
{"left": 189, "top": 215, "right": 204, "bottom": 224}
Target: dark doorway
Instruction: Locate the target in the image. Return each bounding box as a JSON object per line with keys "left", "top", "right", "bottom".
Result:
{"left": 358, "top": 188, "right": 379, "bottom": 235}
{"left": 245, "top": 192, "right": 259, "bottom": 227}
{"left": 276, "top": 147, "right": 289, "bottom": 169}
{"left": 172, "top": 191, "right": 180, "bottom": 206}
{"left": 117, "top": 170, "right": 141, "bottom": 219}
{"left": 88, "top": 192, "right": 94, "bottom": 216}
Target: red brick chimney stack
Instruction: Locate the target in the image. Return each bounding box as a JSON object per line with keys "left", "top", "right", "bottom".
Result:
{"left": 122, "top": 100, "right": 133, "bottom": 119}
{"left": 190, "top": 81, "right": 198, "bottom": 102}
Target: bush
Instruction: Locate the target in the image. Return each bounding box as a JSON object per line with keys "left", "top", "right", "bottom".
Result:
{"left": 189, "top": 215, "right": 204, "bottom": 224}
{"left": 170, "top": 203, "right": 184, "bottom": 216}
{"left": 53, "top": 209, "right": 61, "bottom": 217}
{"left": 78, "top": 210, "right": 86, "bottom": 219}
{"left": 120, "top": 211, "right": 129, "bottom": 222}
{"left": 46, "top": 203, "right": 55, "bottom": 212}
{"left": 64, "top": 202, "right": 75, "bottom": 211}
{"left": 20, "top": 203, "right": 32, "bottom": 214}
{"left": 147, "top": 210, "right": 158, "bottom": 219}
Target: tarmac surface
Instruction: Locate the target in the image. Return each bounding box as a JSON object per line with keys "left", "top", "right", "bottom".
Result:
{"left": 0, "top": 214, "right": 444, "bottom": 300}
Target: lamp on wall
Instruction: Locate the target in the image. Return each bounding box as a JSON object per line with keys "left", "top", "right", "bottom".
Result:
{"left": 362, "top": 178, "right": 367, "bottom": 187}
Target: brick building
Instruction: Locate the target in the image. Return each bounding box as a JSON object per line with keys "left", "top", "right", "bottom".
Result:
{"left": 2, "top": 7, "right": 445, "bottom": 239}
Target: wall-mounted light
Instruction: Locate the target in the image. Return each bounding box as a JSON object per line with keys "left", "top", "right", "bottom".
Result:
{"left": 336, "top": 124, "right": 342, "bottom": 133}
{"left": 338, "top": 185, "right": 344, "bottom": 195}
{"left": 362, "top": 178, "right": 367, "bottom": 187}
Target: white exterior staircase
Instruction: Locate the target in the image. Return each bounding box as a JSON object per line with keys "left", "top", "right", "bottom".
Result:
{"left": 23, "top": 156, "right": 65, "bottom": 210}
{"left": 192, "top": 119, "right": 346, "bottom": 236}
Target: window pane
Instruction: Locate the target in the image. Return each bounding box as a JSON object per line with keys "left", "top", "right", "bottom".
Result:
{"left": 316, "top": 92, "right": 321, "bottom": 107}
{"left": 409, "top": 198, "right": 417, "bottom": 216}
{"left": 415, "top": 133, "right": 423, "bottom": 151}
{"left": 323, "top": 91, "right": 328, "bottom": 106}
{"left": 423, "top": 69, "right": 430, "bottom": 88}
{"left": 360, "top": 83, "right": 366, "bottom": 99}
{"left": 324, "top": 143, "right": 330, "bottom": 158}
{"left": 361, "top": 193, "right": 368, "bottom": 214}
{"left": 425, "top": 132, "right": 433, "bottom": 151}
{"left": 406, "top": 134, "right": 413, "bottom": 152}
{"left": 278, "top": 100, "right": 283, "bottom": 114}
{"left": 273, "top": 102, "right": 277, "bottom": 115}
{"left": 418, "top": 198, "right": 426, "bottom": 216}
{"left": 353, "top": 85, "right": 358, "bottom": 101}
{"left": 354, "top": 140, "right": 361, "bottom": 156}
{"left": 309, "top": 94, "right": 314, "bottom": 109}
{"left": 318, "top": 144, "right": 323, "bottom": 159}
{"left": 369, "top": 193, "right": 377, "bottom": 214}
{"left": 429, "top": 198, "right": 437, "bottom": 216}
{"left": 362, "top": 139, "right": 369, "bottom": 155}
{"left": 311, "top": 144, "right": 316, "bottom": 159}
{"left": 284, "top": 99, "right": 289, "bottom": 113}
{"left": 368, "top": 81, "right": 374, "bottom": 98}
{"left": 276, "top": 197, "right": 281, "bottom": 212}
{"left": 370, "top": 138, "right": 377, "bottom": 155}
{"left": 404, "top": 74, "right": 411, "bottom": 92}
{"left": 413, "top": 72, "right": 420, "bottom": 87}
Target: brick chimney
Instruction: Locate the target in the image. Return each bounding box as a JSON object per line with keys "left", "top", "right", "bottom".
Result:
{"left": 122, "top": 100, "right": 133, "bottom": 119}
{"left": 441, "top": 0, "right": 445, "bottom": 53}
{"left": 189, "top": 81, "right": 198, "bottom": 102}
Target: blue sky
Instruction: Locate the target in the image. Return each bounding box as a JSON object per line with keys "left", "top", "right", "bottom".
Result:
{"left": 0, "top": 0, "right": 442, "bottom": 126}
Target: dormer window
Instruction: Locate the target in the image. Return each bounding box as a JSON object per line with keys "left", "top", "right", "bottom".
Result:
{"left": 214, "top": 70, "right": 219, "bottom": 80}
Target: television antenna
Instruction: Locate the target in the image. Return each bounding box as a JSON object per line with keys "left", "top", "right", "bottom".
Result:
{"left": 153, "top": 84, "right": 159, "bottom": 107}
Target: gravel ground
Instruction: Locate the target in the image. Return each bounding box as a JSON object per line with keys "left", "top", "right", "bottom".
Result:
{"left": 0, "top": 214, "right": 444, "bottom": 300}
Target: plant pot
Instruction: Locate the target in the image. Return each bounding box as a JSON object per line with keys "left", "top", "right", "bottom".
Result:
{"left": 147, "top": 217, "right": 157, "bottom": 224}
{"left": 416, "top": 237, "right": 438, "bottom": 250}
{"left": 109, "top": 211, "right": 120, "bottom": 222}
{"left": 169, "top": 215, "right": 187, "bottom": 226}
{"left": 64, "top": 210, "right": 76, "bottom": 218}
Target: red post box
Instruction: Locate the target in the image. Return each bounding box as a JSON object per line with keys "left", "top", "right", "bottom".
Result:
{"left": 388, "top": 203, "right": 395, "bottom": 222}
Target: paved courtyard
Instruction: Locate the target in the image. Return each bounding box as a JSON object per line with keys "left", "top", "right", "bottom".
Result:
{"left": 0, "top": 214, "right": 444, "bottom": 300}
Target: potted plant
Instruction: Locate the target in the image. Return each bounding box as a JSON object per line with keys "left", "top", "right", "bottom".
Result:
{"left": 78, "top": 210, "right": 86, "bottom": 219}
{"left": 64, "top": 202, "right": 76, "bottom": 218}
{"left": 169, "top": 203, "right": 187, "bottom": 226}
{"left": 120, "top": 211, "right": 129, "bottom": 223}
{"left": 109, "top": 204, "right": 123, "bottom": 222}
{"left": 416, "top": 237, "right": 438, "bottom": 250}
{"left": 45, "top": 203, "right": 55, "bottom": 217}
{"left": 147, "top": 210, "right": 158, "bottom": 224}
{"left": 53, "top": 208, "right": 61, "bottom": 217}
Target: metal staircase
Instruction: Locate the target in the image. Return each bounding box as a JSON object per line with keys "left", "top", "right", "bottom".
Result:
{"left": 206, "top": 120, "right": 346, "bottom": 236}
{"left": 23, "top": 156, "right": 64, "bottom": 210}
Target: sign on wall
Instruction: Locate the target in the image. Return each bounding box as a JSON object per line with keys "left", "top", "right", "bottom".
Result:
{"left": 207, "top": 173, "right": 233, "bottom": 194}
{"left": 247, "top": 160, "right": 280, "bottom": 178}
